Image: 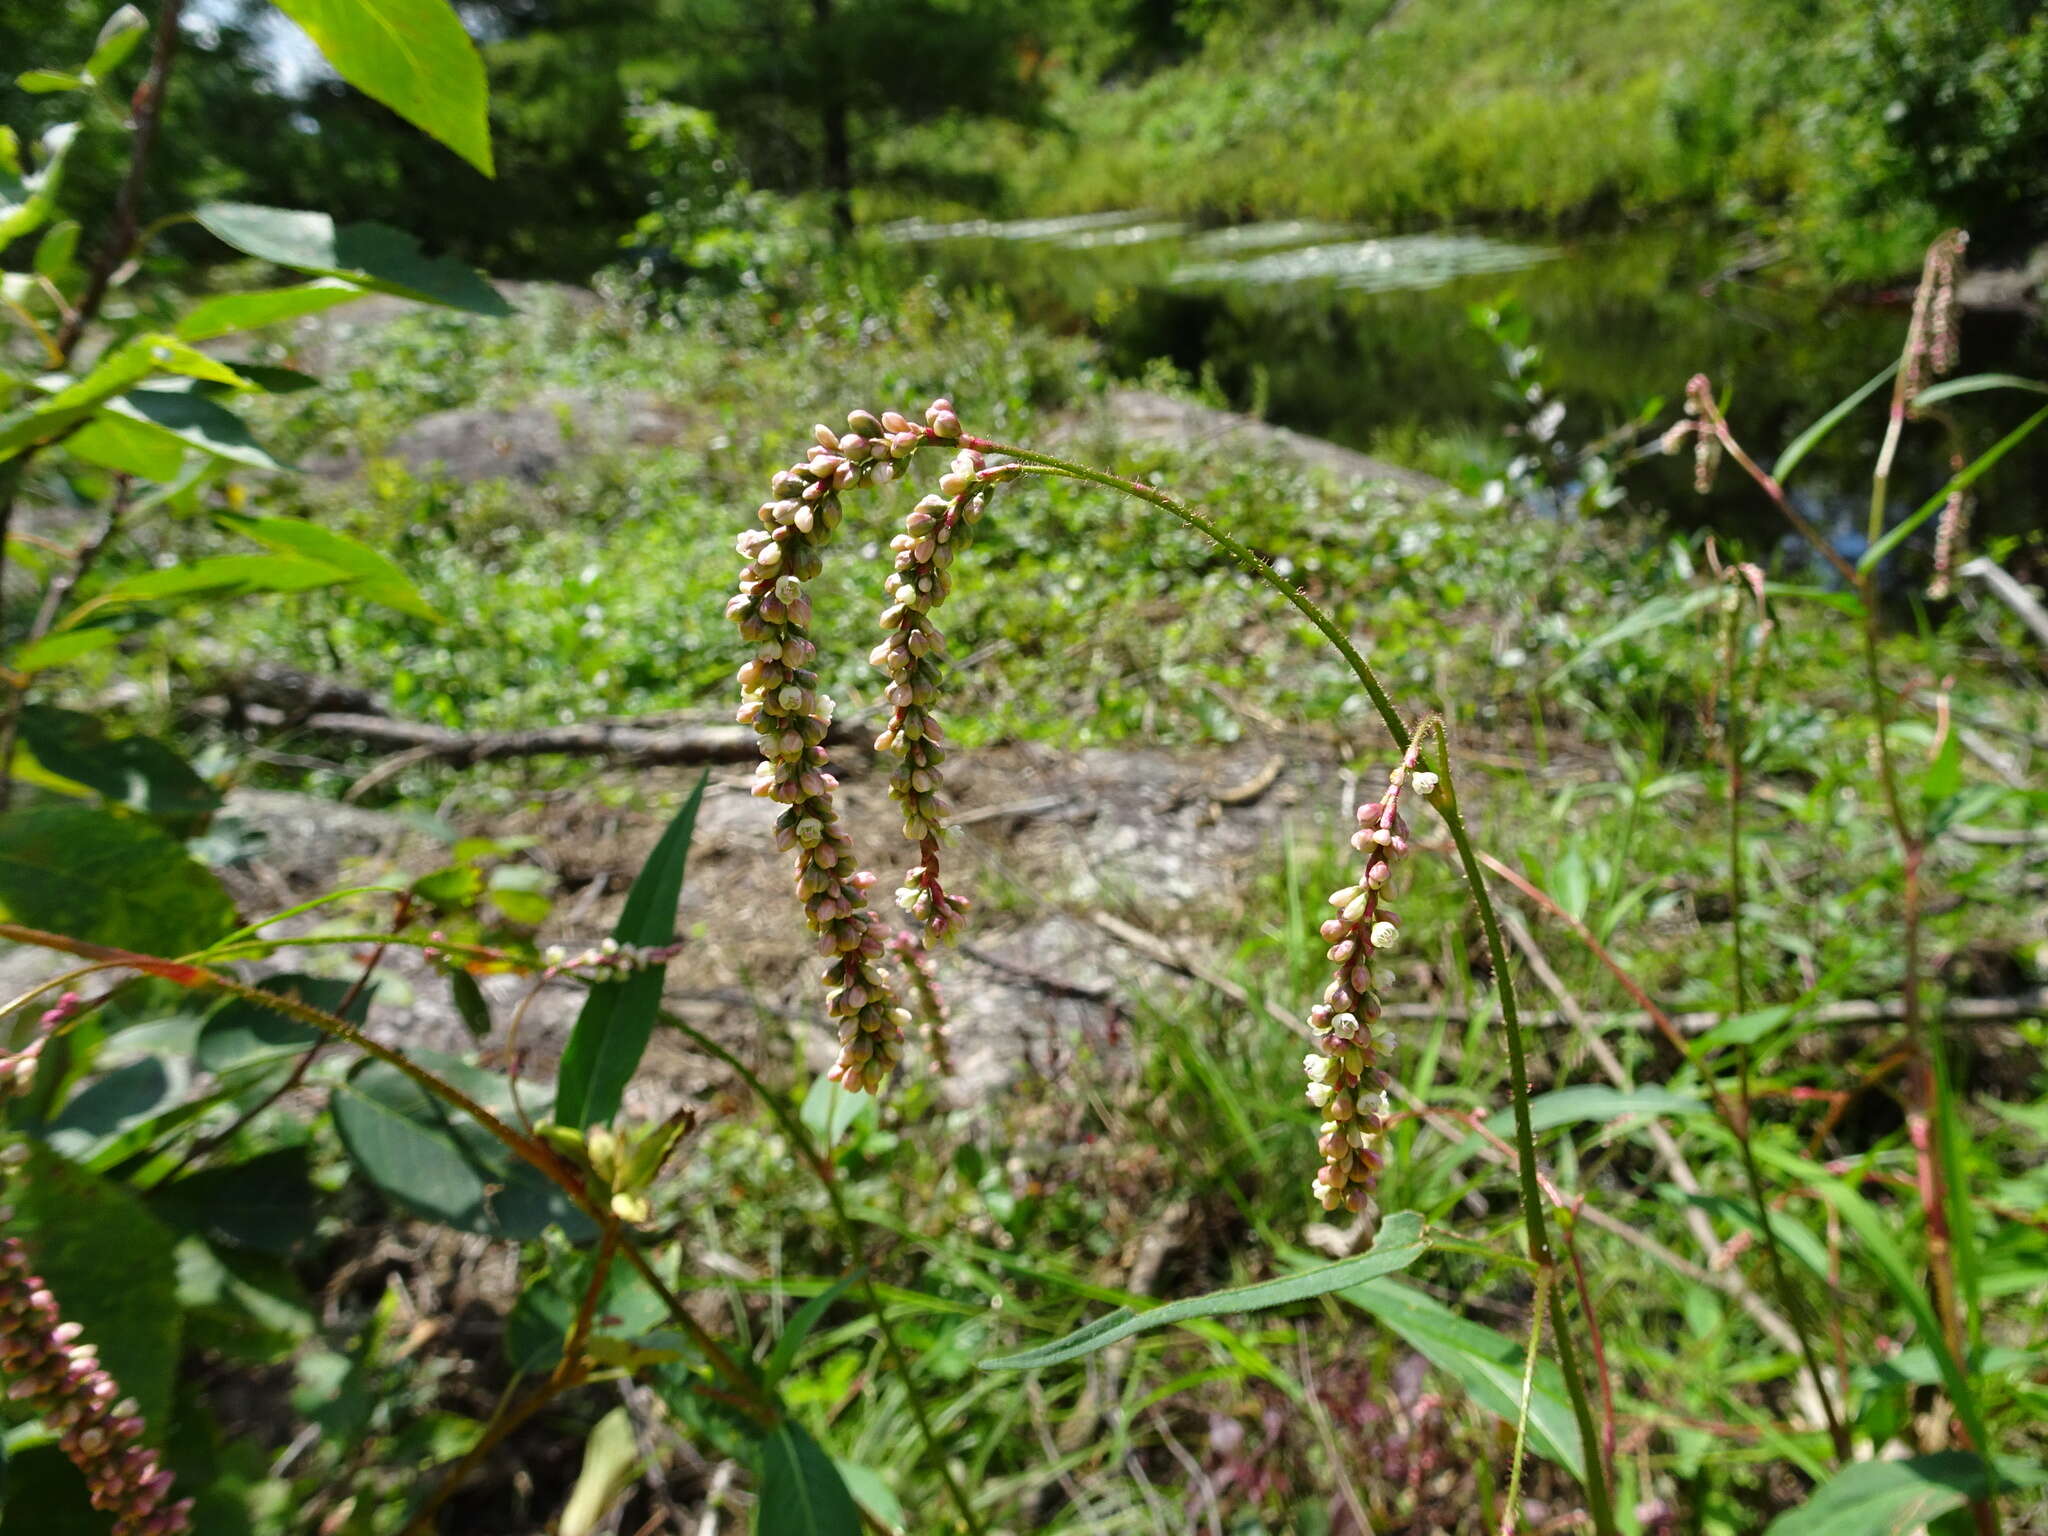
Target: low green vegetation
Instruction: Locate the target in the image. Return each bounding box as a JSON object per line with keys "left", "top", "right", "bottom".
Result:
{"left": 5, "top": 3, "right": 2048, "bottom": 1534}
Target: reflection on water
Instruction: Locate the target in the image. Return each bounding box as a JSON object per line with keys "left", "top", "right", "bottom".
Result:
{"left": 1172, "top": 232, "right": 1555, "bottom": 292}
{"left": 891, "top": 213, "right": 2048, "bottom": 565}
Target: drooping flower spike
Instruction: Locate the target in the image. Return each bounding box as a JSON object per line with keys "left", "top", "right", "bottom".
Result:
{"left": 873, "top": 422, "right": 992, "bottom": 944}
{"left": 1303, "top": 741, "right": 1437, "bottom": 1214}
{"left": 728, "top": 399, "right": 972, "bottom": 1092}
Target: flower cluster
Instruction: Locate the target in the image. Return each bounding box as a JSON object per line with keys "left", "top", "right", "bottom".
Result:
{"left": 1, "top": 992, "right": 82, "bottom": 1099}
{"left": 539, "top": 937, "right": 687, "bottom": 984}
{"left": 1902, "top": 230, "right": 1967, "bottom": 403}
{"left": 0, "top": 1224, "right": 192, "bottom": 1535}
{"left": 1303, "top": 749, "right": 1434, "bottom": 1214}
{"left": 873, "top": 420, "right": 990, "bottom": 943}
{"left": 1668, "top": 376, "right": 1722, "bottom": 494}
{"left": 887, "top": 929, "right": 956, "bottom": 1077}
{"left": 729, "top": 401, "right": 961, "bottom": 1092}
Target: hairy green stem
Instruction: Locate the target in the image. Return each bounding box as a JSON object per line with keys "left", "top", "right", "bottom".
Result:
{"left": 977, "top": 440, "right": 1617, "bottom": 1533}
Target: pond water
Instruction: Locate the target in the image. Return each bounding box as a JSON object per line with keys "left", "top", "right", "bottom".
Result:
{"left": 885, "top": 212, "right": 2048, "bottom": 569}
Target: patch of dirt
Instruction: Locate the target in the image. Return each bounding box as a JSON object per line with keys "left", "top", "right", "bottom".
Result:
{"left": 185, "top": 737, "right": 1361, "bottom": 1118}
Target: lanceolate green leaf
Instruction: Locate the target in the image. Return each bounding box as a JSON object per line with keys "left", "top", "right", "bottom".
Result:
{"left": 195, "top": 203, "right": 510, "bottom": 315}
{"left": 1338, "top": 1275, "right": 1585, "bottom": 1478}
{"left": 1493, "top": 1085, "right": 1709, "bottom": 1136}
{"left": 175, "top": 280, "right": 371, "bottom": 342}
{"left": 217, "top": 512, "right": 442, "bottom": 622}
{"left": 1861, "top": 402, "right": 2048, "bottom": 571}
{"left": 266, "top": 0, "right": 494, "bottom": 175}
{"left": 11, "top": 1145, "right": 181, "bottom": 1428}
{"left": 755, "top": 1421, "right": 862, "bottom": 1536}
{"left": 1912, "top": 372, "right": 2048, "bottom": 409}
{"left": 981, "top": 1211, "right": 1429, "bottom": 1371}
{"left": 73, "top": 552, "right": 353, "bottom": 613}
{"left": 554, "top": 774, "right": 708, "bottom": 1128}
{"left": 1761, "top": 1452, "right": 1987, "bottom": 1535}
{"left": 1772, "top": 361, "right": 1897, "bottom": 484}
{"left": 1755, "top": 1146, "right": 1993, "bottom": 1467}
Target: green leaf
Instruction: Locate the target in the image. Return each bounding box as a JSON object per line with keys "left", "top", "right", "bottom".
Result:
{"left": 0, "top": 121, "right": 74, "bottom": 247}
{"left": 1338, "top": 1276, "right": 1585, "bottom": 1478}
{"left": 1548, "top": 587, "right": 1722, "bottom": 683}
{"left": 449, "top": 969, "right": 492, "bottom": 1039}
{"left": 43, "top": 1055, "right": 182, "bottom": 1161}
{"left": 15, "top": 703, "right": 221, "bottom": 830}
{"left": 554, "top": 775, "right": 707, "bottom": 1128}
{"left": 0, "top": 803, "right": 233, "bottom": 954}
{"left": 559, "top": 1407, "right": 642, "bottom": 1536}
{"left": 197, "top": 973, "right": 368, "bottom": 1075}
{"left": 331, "top": 1050, "right": 590, "bottom": 1240}
{"left": 763, "top": 1270, "right": 861, "bottom": 1387}
{"left": 504, "top": 1254, "right": 667, "bottom": 1374}
{"left": 84, "top": 5, "right": 150, "bottom": 80}
{"left": 266, "top": 0, "right": 493, "bottom": 175}
{"left": 102, "top": 385, "right": 282, "bottom": 471}
{"left": 1494, "top": 1085, "right": 1709, "bottom": 1136}
{"left": 1755, "top": 1148, "right": 1994, "bottom": 1465}
{"left": 174, "top": 279, "right": 371, "bottom": 342}
{"left": 16, "top": 71, "right": 85, "bottom": 93}
{"left": 10, "top": 1144, "right": 181, "bottom": 1428}
{"left": 0, "top": 1447, "right": 109, "bottom": 1535}
{"left": 1912, "top": 372, "right": 2048, "bottom": 409}
{"left": 217, "top": 512, "right": 442, "bottom": 622}
{"left": 150, "top": 1147, "right": 320, "bottom": 1255}
{"left": 1862, "top": 403, "right": 2048, "bottom": 572}
{"left": 755, "top": 1421, "right": 862, "bottom": 1536}
{"left": 60, "top": 409, "right": 192, "bottom": 480}
{"left": 0, "top": 332, "right": 253, "bottom": 460}
{"left": 80, "top": 551, "right": 351, "bottom": 610}
{"left": 7, "top": 626, "right": 119, "bottom": 676}
{"left": 981, "top": 1211, "right": 1429, "bottom": 1371}
{"left": 1692, "top": 1004, "right": 1797, "bottom": 1052}
{"left": 1762, "top": 1452, "right": 1987, "bottom": 1535}
{"left": 1772, "top": 362, "right": 1897, "bottom": 484}
{"left": 33, "top": 220, "right": 79, "bottom": 278}
{"left": 195, "top": 203, "right": 509, "bottom": 315}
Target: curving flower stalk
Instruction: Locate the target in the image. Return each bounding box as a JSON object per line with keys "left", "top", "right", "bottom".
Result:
{"left": 887, "top": 929, "right": 955, "bottom": 1077}
{"left": 872, "top": 424, "right": 990, "bottom": 943}
{"left": 728, "top": 400, "right": 962, "bottom": 1092}
{"left": 0, "top": 1224, "right": 193, "bottom": 1535}
{"left": 1303, "top": 744, "right": 1436, "bottom": 1214}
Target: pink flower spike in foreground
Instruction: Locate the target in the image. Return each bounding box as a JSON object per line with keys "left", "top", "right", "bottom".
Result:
{"left": 0, "top": 1226, "right": 193, "bottom": 1535}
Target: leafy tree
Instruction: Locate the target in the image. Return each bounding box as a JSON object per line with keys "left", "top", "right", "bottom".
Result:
{"left": 1804, "top": 0, "right": 2048, "bottom": 266}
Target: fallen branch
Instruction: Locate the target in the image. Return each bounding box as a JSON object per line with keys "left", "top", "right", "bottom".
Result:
{"left": 197, "top": 700, "right": 871, "bottom": 795}
{"left": 1087, "top": 911, "right": 2044, "bottom": 1034}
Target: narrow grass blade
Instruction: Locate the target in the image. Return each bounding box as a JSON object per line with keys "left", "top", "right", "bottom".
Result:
{"left": 1773, "top": 361, "right": 1897, "bottom": 484}
{"left": 1862, "top": 402, "right": 2048, "bottom": 571}
{"left": 980, "top": 1211, "right": 1428, "bottom": 1370}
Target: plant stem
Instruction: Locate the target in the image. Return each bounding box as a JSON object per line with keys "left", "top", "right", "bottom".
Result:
{"left": 0, "top": 920, "right": 766, "bottom": 1411}
{"left": 1498, "top": 1264, "right": 1552, "bottom": 1536}
{"left": 1719, "top": 591, "right": 1850, "bottom": 1458}
{"left": 975, "top": 440, "right": 1617, "bottom": 1534}
{"left": 667, "top": 1013, "right": 990, "bottom": 1536}
{"left": 2, "top": 0, "right": 184, "bottom": 810}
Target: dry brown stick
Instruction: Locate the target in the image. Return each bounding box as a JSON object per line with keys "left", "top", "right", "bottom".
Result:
{"left": 199, "top": 703, "right": 870, "bottom": 787}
